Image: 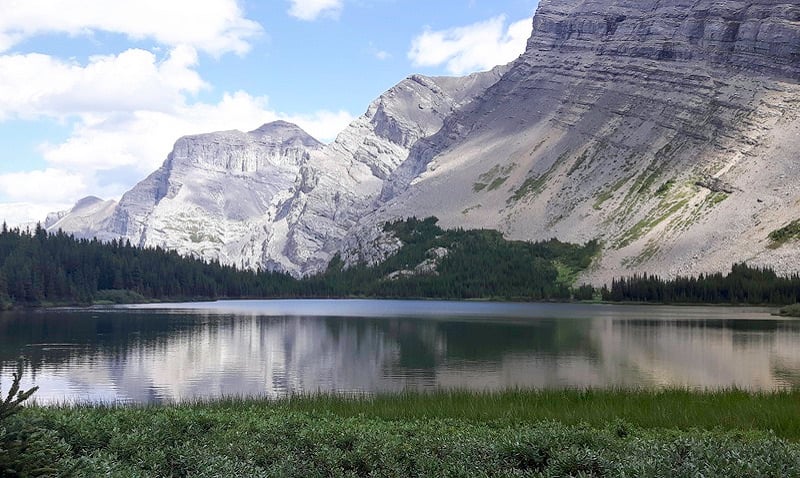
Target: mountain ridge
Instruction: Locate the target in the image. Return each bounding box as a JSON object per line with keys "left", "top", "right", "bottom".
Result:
{"left": 48, "top": 0, "right": 800, "bottom": 283}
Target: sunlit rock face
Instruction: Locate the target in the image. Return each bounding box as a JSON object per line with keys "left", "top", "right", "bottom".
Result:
{"left": 49, "top": 70, "right": 505, "bottom": 276}
{"left": 51, "top": 0, "right": 800, "bottom": 280}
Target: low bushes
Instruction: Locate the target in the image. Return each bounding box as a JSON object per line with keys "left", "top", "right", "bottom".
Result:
{"left": 20, "top": 402, "right": 800, "bottom": 477}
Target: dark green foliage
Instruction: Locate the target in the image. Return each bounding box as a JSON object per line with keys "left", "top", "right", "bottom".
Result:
{"left": 93, "top": 289, "right": 147, "bottom": 305}
{"left": 769, "top": 219, "right": 800, "bottom": 248}
{"left": 0, "top": 219, "right": 600, "bottom": 306}
{"left": 0, "top": 225, "right": 296, "bottom": 307}
{"left": 603, "top": 263, "right": 800, "bottom": 306}
{"left": 779, "top": 303, "right": 800, "bottom": 317}
{"left": 305, "top": 217, "right": 600, "bottom": 300}
{"left": 1, "top": 363, "right": 75, "bottom": 477}
{"left": 23, "top": 395, "right": 800, "bottom": 477}
{"left": 1, "top": 363, "right": 37, "bottom": 421}
{"left": 573, "top": 284, "right": 596, "bottom": 301}
{"left": 655, "top": 179, "right": 675, "bottom": 196}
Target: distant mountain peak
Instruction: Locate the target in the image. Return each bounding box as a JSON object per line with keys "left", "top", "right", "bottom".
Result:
{"left": 72, "top": 196, "right": 105, "bottom": 211}
{"left": 249, "top": 121, "right": 323, "bottom": 148}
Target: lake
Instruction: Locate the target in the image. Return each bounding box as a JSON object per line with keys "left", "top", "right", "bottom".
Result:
{"left": 0, "top": 300, "right": 797, "bottom": 404}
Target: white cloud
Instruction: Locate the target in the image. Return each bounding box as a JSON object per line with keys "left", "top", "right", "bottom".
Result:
{"left": 0, "top": 92, "right": 355, "bottom": 224}
{"left": 41, "top": 91, "right": 355, "bottom": 174}
{"left": 0, "top": 0, "right": 262, "bottom": 56}
{"left": 288, "top": 0, "right": 343, "bottom": 21}
{"left": 287, "top": 110, "right": 354, "bottom": 141}
{"left": 0, "top": 46, "right": 205, "bottom": 120}
{"left": 409, "top": 15, "right": 531, "bottom": 75}
{"left": 0, "top": 1, "right": 359, "bottom": 225}
{"left": 0, "top": 169, "right": 86, "bottom": 204}
{"left": 0, "top": 203, "right": 72, "bottom": 228}
{"left": 366, "top": 42, "right": 391, "bottom": 61}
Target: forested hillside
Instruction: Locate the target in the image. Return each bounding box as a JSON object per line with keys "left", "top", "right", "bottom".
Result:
{"left": 2, "top": 219, "right": 797, "bottom": 309}
{"left": 0, "top": 219, "right": 599, "bottom": 308}
{"left": 304, "top": 217, "right": 599, "bottom": 300}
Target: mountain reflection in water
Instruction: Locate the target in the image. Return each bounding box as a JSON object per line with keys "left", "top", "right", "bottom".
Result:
{"left": 0, "top": 301, "right": 797, "bottom": 404}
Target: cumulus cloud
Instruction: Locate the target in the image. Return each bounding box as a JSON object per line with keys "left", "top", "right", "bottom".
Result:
{"left": 409, "top": 15, "right": 531, "bottom": 75}
{"left": 0, "top": 203, "right": 72, "bottom": 228}
{"left": 288, "top": 0, "right": 343, "bottom": 21}
{"left": 0, "top": 169, "right": 86, "bottom": 204}
{"left": 40, "top": 91, "right": 354, "bottom": 174}
{"left": 0, "top": 0, "right": 262, "bottom": 56}
{"left": 0, "top": 47, "right": 205, "bottom": 120}
{"left": 0, "top": 0, "right": 360, "bottom": 225}
{"left": 0, "top": 94, "right": 355, "bottom": 225}
{"left": 0, "top": 46, "right": 355, "bottom": 224}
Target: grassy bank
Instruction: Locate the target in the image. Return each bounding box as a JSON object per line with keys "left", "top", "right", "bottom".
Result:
{"left": 7, "top": 390, "right": 800, "bottom": 476}
{"left": 271, "top": 389, "right": 800, "bottom": 439}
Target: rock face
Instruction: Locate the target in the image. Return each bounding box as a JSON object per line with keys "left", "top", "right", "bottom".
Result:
{"left": 353, "top": 0, "right": 800, "bottom": 282}
{"left": 50, "top": 0, "right": 800, "bottom": 282}
{"left": 50, "top": 72, "right": 506, "bottom": 275}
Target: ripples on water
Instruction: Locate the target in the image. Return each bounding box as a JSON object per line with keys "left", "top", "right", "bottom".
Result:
{"left": 0, "top": 300, "right": 796, "bottom": 404}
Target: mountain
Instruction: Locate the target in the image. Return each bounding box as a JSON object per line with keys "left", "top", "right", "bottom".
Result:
{"left": 49, "top": 0, "right": 800, "bottom": 282}
{"left": 348, "top": 0, "right": 800, "bottom": 282}
{"left": 49, "top": 70, "right": 506, "bottom": 276}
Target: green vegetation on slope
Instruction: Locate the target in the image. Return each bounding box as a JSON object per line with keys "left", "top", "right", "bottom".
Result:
{"left": 769, "top": 219, "right": 800, "bottom": 248}
{"left": 312, "top": 217, "right": 600, "bottom": 300}
{"left": 11, "top": 390, "right": 800, "bottom": 476}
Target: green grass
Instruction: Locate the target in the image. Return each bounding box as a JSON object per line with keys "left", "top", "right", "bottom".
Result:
{"left": 615, "top": 197, "right": 690, "bottom": 248}
{"left": 593, "top": 174, "right": 634, "bottom": 211}
{"left": 508, "top": 152, "right": 569, "bottom": 204}
{"left": 769, "top": 219, "right": 800, "bottom": 248}
{"left": 268, "top": 389, "right": 800, "bottom": 440}
{"left": 487, "top": 175, "right": 509, "bottom": 191}
{"left": 474, "top": 164, "right": 514, "bottom": 193}
{"left": 17, "top": 390, "right": 800, "bottom": 476}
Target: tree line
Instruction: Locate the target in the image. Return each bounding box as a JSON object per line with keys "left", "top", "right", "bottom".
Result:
{"left": 600, "top": 263, "right": 800, "bottom": 305}
{"left": 2, "top": 219, "right": 797, "bottom": 308}
{"left": 0, "top": 218, "right": 600, "bottom": 308}
{"left": 0, "top": 223, "right": 295, "bottom": 308}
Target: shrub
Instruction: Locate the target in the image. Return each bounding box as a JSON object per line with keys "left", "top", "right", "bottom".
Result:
{"left": 0, "top": 362, "right": 76, "bottom": 477}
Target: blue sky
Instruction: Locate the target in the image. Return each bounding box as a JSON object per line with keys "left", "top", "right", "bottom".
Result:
{"left": 0, "top": 0, "right": 539, "bottom": 225}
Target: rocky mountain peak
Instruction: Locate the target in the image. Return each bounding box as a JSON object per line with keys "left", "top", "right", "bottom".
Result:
{"left": 72, "top": 196, "right": 105, "bottom": 210}
{"left": 249, "top": 121, "right": 323, "bottom": 148}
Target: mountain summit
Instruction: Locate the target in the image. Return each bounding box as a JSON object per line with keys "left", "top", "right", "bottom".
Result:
{"left": 49, "top": 0, "right": 800, "bottom": 281}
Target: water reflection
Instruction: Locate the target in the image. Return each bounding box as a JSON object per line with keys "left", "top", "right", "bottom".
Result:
{"left": 0, "top": 301, "right": 797, "bottom": 404}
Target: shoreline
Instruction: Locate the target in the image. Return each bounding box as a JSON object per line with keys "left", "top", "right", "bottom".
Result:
{"left": 18, "top": 296, "right": 785, "bottom": 312}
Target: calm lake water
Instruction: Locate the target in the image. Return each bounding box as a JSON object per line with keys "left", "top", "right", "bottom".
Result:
{"left": 1, "top": 300, "right": 797, "bottom": 404}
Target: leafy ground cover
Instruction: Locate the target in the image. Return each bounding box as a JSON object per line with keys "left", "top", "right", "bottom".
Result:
{"left": 7, "top": 389, "right": 800, "bottom": 477}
